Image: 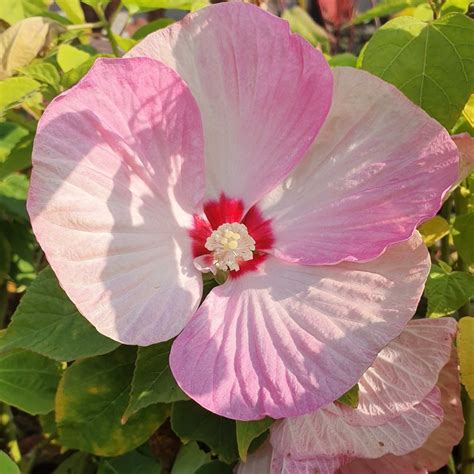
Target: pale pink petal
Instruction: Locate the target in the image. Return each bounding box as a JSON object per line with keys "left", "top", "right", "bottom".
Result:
{"left": 237, "top": 441, "right": 277, "bottom": 474}
{"left": 339, "top": 350, "right": 463, "bottom": 474}
{"left": 271, "top": 387, "right": 442, "bottom": 465}
{"left": 28, "top": 57, "right": 205, "bottom": 345}
{"left": 453, "top": 133, "right": 474, "bottom": 186}
{"left": 170, "top": 233, "right": 429, "bottom": 420}
{"left": 328, "top": 318, "right": 457, "bottom": 426}
{"left": 259, "top": 67, "right": 458, "bottom": 265}
{"left": 127, "top": 2, "right": 333, "bottom": 210}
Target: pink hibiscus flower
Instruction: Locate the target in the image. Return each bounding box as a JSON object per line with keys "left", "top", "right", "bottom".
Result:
{"left": 239, "top": 318, "right": 464, "bottom": 473}
{"left": 27, "top": 2, "right": 459, "bottom": 420}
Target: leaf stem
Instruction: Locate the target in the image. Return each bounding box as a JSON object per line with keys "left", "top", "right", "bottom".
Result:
{"left": 95, "top": 6, "right": 120, "bottom": 57}
{"left": 440, "top": 195, "right": 453, "bottom": 264}
{"left": 65, "top": 21, "right": 104, "bottom": 30}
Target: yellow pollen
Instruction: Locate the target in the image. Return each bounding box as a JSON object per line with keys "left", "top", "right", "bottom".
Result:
{"left": 220, "top": 237, "right": 228, "bottom": 245}
{"left": 224, "top": 230, "right": 233, "bottom": 238}
{"left": 232, "top": 232, "right": 241, "bottom": 240}
{"left": 228, "top": 240, "right": 238, "bottom": 250}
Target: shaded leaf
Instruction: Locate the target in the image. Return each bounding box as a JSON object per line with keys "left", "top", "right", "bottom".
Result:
{"left": 124, "top": 340, "right": 187, "bottom": 421}
{"left": 0, "top": 451, "right": 20, "bottom": 474}
{"left": 328, "top": 53, "right": 358, "bottom": 67}
{"left": 0, "top": 267, "right": 119, "bottom": 361}
{"left": 132, "top": 19, "right": 175, "bottom": 40}
{"left": 98, "top": 450, "right": 161, "bottom": 473}
{"left": 236, "top": 418, "right": 273, "bottom": 462}
{"left": 354, "top": 0, "right": 425, "bottom": 24}
{"left": 453, "top": 213, "right": 474, "bottom": 266}
{"left": 336, "top": 384, "right": 360, "bottom": 408}
{"left": 171, "top": 401, "right": 239, "bottom": 464}
{"left": 122, "top": 0, "right": 192, "bottom": 14}
{"left": 53, "top": 452, "right": 96, "bottom": 474}
{"left": 0, "top": 349, "right": 61, "bottom": 415}
{"left": 0, "top": 174, "right": 28, "bottom": 220}
{"left": 195, "top": 461, "right": 232, "bottom": 474}
{"left": 171, "top": 442, "right": 210, "bottom": 474}
{"left": 361, "top": 13, "right": 474, "bottom": 129}
{"left": 56, "top": 346, "right": 168, "bottom": 456}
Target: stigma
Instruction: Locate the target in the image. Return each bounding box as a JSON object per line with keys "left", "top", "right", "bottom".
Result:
{"left": 205, "top": 223, "right": 256, "bottom": 272}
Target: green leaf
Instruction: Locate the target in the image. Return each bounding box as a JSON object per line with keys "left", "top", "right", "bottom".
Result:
{"left": 418, "top": 215, "right": 450, "bottom": 247}
{"left": 112, "top": 34, "right": 137, "bottom": 53}
{"left": 328, "top": 53, "right": 358, "bottom": 68}
{"left": 21, "top": 62, "right": 61, "bottom": 89}
{"left": 0, "top": 267, "right": 119, "bottom": 361}
{"left": 171, "top": 401, "right": 239, "bottom": 464}
{"left": 0, "top": 349, "right": 61, "bottom": 415}
{"left": 0, "top": 232, "right": 11, "bottom": 284}
{"left": 0, "top": 174, "right": 28, "bottom": 220}
{"left": 98, "top": 450, "right": 161, "bottom": 474}
{"left": 132, "top": 19, "right": 175, "bottom": 40}
{"left": 0, "top": 123, "right": 29, "bottom": 163}
{"left": 57, "top": 44, "right": 91, "bottom": 72}
{"left": 56, "top": 346, "right": 168, "bottom": 456}
{"left": 336, "top": 384, "right": 360, "bottom": 408}
{"left": 281, "top": 6, "right": 330, "bottom": 51}
{"left": 53, "top": 452, "right": 96, "bottom": 474}
{"left": 361, "top": 13, "right": 474, "bottom": 129}
{"left": 0, "top": 451, "right": 20, "bottom": 474}
{"left": 353, "top": 0, "right": 426, "bottom": 24}
{"left": 0, "top": 77, "right": 40, "bottom": 111}
{"left": 236, "top": 418, "right": 273, "bottom": 461}
{"left": 453, "top": 213, "right": 474, "bottom": 267}
{"left": 195, "top": 461, "right": 233, "bottom": 474}
{"left": 0, "top": 133, "right": 33, "bottom": 180}
{"left": 122, "top": 0, "right": 192, "bottom": 14}
{"left": 61, "top": 55, "right": 109, "bottom": 89}
{"left": 171, "top": 443, "right": 210, "bottom": 474}
{"left": 441, "top": 0, "right": 470, "bottom": 15}
{"left": 124, "top": 340, "right": 187, "bottom": 421}
{"left": 425, "top": 264, "right": 474, "bottom": 317}
{"left": 56, "top": 0, "right": 86, "bottom": 24}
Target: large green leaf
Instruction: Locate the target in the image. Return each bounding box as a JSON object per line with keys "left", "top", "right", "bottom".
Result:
{"left": 0, "top": 0, "right": 51, "bottom": 25}
{"left": 0, "top": 174, "right": 28, "bottom": 220}
{"left": 361, "top": 13, "right": 474, "bottom": 129}
{"left": 235, "top": 418, "right": 273, "bottom": 462}
{"left": 0, "top": 267, "right": 119, "bottom": 361}
{"left": 56, "top": 346, "right": 168, "bottom": 456}
{"left": 171, "top": 443, "right": 210, "bottom": 474}
{"left": 98, "top": 450, "right": 161, "bottom": 473}
{"left": 0, "top": 349, "right": 61, "bottom": 415}
{"left": 55, "top": 0, "right": 85, "bottom": 24}
{"left": 171, "top": 401, "right": 239, "bottom": 464}
{"left": 0, "top": 451, "right": 20, "bottom": 474}
{"left": 425, "top": 264, "right": 474, "bottom": 317}
{"left": 124, "top": 340, "right": 187, "bottom": 421}
{"left": 453, "top": 212, "right": 474, "bottom": 267}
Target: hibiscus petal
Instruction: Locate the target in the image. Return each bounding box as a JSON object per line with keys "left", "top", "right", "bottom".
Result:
{"left": 259, "top": 67, "right": 458, "bottom": 265}
{"left": 170, "top": 233, "right": 429, "bottom": 420}
{"left": 328, "top": 318, "right": 457, "bottom": 426}
{"left": 271, "top": 387, "right": 442, "bottom": 467}
{"left": 28, "top": 57, "right": 205, "bottom": 345}
{"left": 127, "top": 2, "right": 332, "bottom": 210}
{"left": 339, "top": 350, "right": 463, "bottom": 474}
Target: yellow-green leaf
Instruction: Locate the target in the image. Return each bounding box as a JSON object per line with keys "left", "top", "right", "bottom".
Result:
{"left": 418, "top": 216, "right": 450, "bottom": 247}
{"left": 0, "top": 76, "right": 40, "bottom": 111}
{"left": 57, "top": 44, "right": 90, "bottom": 73}
{"left": 458, "top": 316, "right": 474, "bottom": 399}
{"left": 55, "top": 0, "right": 85, "bottom": 24}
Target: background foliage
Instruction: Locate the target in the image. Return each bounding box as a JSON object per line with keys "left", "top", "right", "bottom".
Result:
{"left": 0, "top": 0, "right": 473, "bottom": 472}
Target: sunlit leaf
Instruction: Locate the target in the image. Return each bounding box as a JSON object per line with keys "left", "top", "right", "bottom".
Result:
{"left": 55, "top": 0, "right": 85, "bottom": 24}
{"left": 425, "top": 264, "right": 474, "bottom": 317}
{"left": 458, "top": 316, "right": 474, "bottom": 399}
{"left": 0, "top": 77, "right": 40, "bottom": 111}
{"left": 57, "top": 44, "right": 91, "bottom": 72}
{"left": 418, "top": 215, "right": 450, "bottom": 247}
{"left": 361, "top": 13, "right": 474, "bottom": 129}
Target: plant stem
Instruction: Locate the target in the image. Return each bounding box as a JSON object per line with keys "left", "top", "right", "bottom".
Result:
{"left": 65, "top": 21, "right": 104, "bottom": 30}
{"left": 96, "top": 5, "right": 120, "bottom": 57}
{"left": 462, "top": 389, "right": 474, "bottom": 474}
{"left": 0, "top": 404, "right": 21, "bottom": 463}
{"left": 440, "top": 195, "right": 453, "bottom": 264}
